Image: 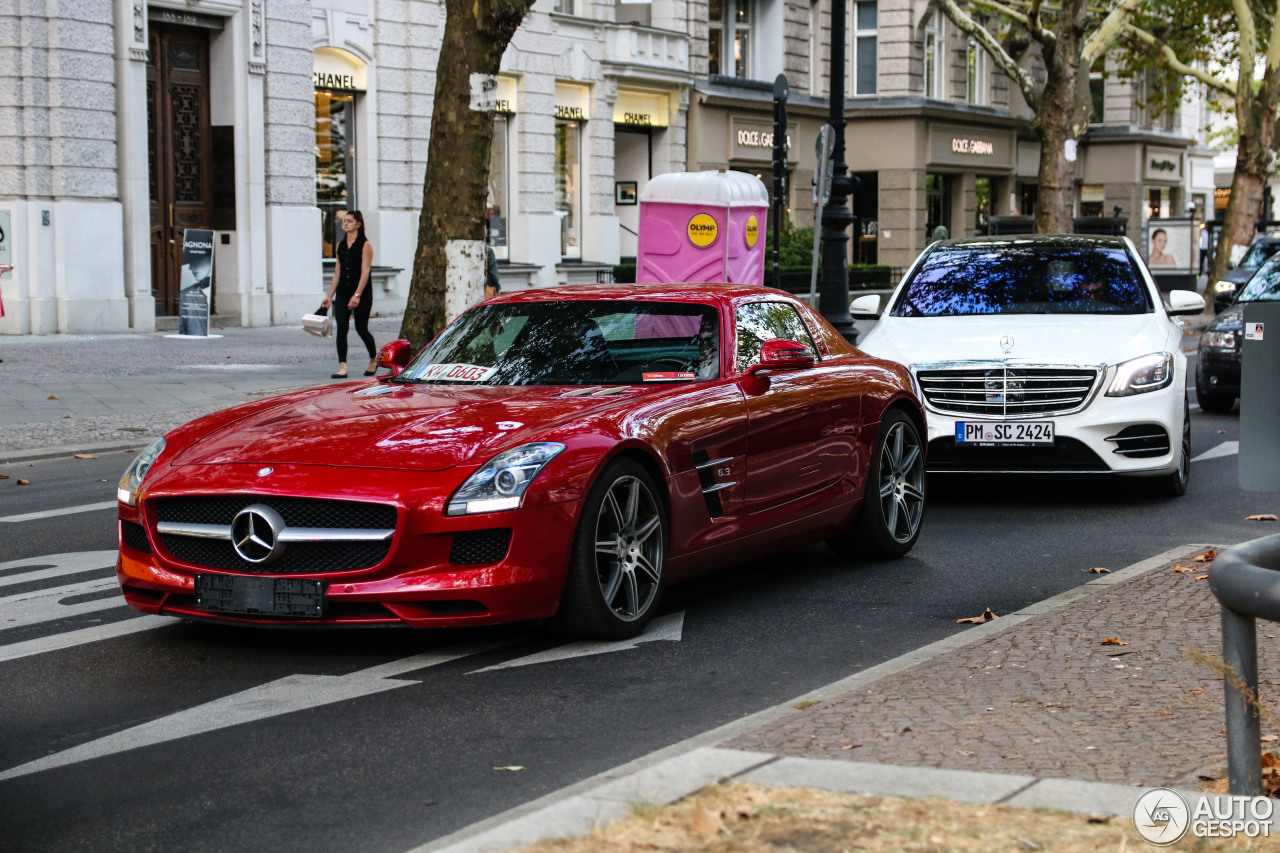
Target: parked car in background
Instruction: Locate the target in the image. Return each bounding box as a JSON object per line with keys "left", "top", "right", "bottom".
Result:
{"left": 853, "top": 235, "right": 1204, "bottom": 495}
{"left": 1196, "top": 250, "right": 1280, "bottom": 412}
{"left": 116, "top": 284, "right": 926, "bottom": 639}
{"left": 1212, "top": 235, "right": 1280, "bottom": 313}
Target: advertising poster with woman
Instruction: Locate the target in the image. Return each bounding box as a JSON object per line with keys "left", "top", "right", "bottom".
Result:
{"left": 176, "top": 229, "right": 215, "bottom": 337}
{"left": 1144, "top": 219, "right": 1195, "bottom": 274}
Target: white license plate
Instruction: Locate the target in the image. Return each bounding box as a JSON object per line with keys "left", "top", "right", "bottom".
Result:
{"left": 955, "top": 421, "right": 1055, "bottom": 445}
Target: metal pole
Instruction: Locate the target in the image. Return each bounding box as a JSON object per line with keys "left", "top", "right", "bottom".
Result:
{"left": 772, "top": 74, "right": 789, "bottom": 292}
{"left": 1221, "top": 606, "right": 1263, "bottom": 795}
{"left": 820, "top": 0, "right": 857, "bottom": 343}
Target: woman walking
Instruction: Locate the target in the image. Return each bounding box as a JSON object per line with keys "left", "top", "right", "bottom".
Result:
{"left": 322, "top": 210, "right": 378, "bottom": 378}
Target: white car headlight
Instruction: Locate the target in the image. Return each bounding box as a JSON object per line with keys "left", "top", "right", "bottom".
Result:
{"left": 117, "top": 438, "right": 166, "bottom": 506}
{"left": 1105, "top": 352, "right": 1174, "bottom": 397}
{"left": 1213, "top": 280, "right": 1237, "bottom": 294}
{"left": 1201, "top": 330, "right": 1237, "bottom": 350}
{"left": 446, "top": 442, "right": 565, "bottom": 516}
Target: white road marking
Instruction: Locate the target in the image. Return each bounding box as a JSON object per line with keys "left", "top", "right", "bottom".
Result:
{"left": 468, "top": 611, "right": 685, "bottom": 674}
{"left": 0, "top": 640, "right": 513, "bottom": 782}
{"left": 0, "top": 551, "right": 124, "bottom": 630}
{"left": 0, "top": 616, "right": 172, "bottom": 664}
{"left": 0, "top": 501, "right": 118, "bottom": 523}
{"left": 1192, "top": 440, "right": 1239, "bottom": 463}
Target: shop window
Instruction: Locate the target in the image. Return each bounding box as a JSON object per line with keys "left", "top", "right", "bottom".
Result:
{"left": 925, "top": 173, "right": 950, "bottom": 241}
{"left": 1080, "top": 184, "right": 1105, "bottom": 218}
{"left": 709, "top": 0, "right": 751, "bottom": 78}
{"left": 556, "top": 119, "right": 582, "bottom": 259}
{"left": 966, "top": 40, "right": 985, "bottom": 105}
{"left": 975, "top": 176, "right": 992, "bottom": 233}
{"left": 924, "top": 12, "right": 944, "bottom": 99}
{"left": 487, "top": 115, "right": 510, "bottom": 261}
{"left": 1089, "top": 58, "right": 1105, "bottom": 123}
{"left": 852, "top": 0, "right": 877, "bottom": 96}
{"left": 316, "top": 89, "right": 356, "bottom": 259}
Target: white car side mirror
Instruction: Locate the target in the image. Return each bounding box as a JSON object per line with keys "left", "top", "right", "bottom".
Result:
{"left": 1165, "top": 289, "right": 1205, "bottom": 316}
{"left": 850, "top": 294, "right": 881, "bottom": 318}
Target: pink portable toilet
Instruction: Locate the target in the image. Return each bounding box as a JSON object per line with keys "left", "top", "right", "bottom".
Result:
{"left": 636, "top": 170, "right": 769, "bottom": 285}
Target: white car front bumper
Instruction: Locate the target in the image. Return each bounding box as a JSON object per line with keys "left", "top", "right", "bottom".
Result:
{"left": 917, "top": 365, "right": 1186, "bottom": 476}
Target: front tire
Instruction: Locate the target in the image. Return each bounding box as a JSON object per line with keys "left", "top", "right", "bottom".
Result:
{"left": 550, "top": 459, "right": 666, "bottom": 640}
{"left": 1157, "top": 405, "right": 1191, "bottom": 497}
{"left": 1195, "top": 376, "right": 1235, "bottom": 414}
{"left": 829, "top": 409, "right": 926, "bottom": 559}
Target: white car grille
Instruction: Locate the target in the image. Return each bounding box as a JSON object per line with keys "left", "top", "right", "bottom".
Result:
{"left": 916, "top": 365, "right": 1101, "bottom": 418}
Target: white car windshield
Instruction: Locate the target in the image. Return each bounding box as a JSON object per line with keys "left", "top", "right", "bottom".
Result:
{"left": 891, "top": 242, "right": 1152, "bottom": 317}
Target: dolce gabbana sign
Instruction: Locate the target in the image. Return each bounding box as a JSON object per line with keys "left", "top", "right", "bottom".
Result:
{"left": 928, "top": 124, "right": 1015, "bottom": 170}
{"left": 729, "top": 117, "right": 796, "bottom": 162}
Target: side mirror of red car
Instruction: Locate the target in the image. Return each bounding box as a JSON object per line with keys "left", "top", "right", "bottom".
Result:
{"left": 746, "top": 338, "right": 816, "bottom": 374}
{"left": 377, "top": 339, "right": 413, "bottom": 376}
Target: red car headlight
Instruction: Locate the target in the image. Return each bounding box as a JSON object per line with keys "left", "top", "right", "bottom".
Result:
{"left": 446, "top": 442, "right": 565, "bottom": 516}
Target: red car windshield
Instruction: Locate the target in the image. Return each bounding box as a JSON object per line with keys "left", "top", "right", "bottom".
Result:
{"left": 397, "top": 300, "right": 721, "bottom": 385}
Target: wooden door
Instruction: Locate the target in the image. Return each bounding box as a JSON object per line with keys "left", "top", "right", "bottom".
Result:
{"left": 148, "top": 25, "right": 212, "bottom": 316}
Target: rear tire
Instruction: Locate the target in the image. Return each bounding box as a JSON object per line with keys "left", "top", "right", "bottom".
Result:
{"left": 549, "top": 459, "right": 666, "bottom": 640}
{"left": 1195, "top": 378, "right": 1235, "bottom": 414}
{"left": 829, "top": 410, "right": 926, "bottom": 560}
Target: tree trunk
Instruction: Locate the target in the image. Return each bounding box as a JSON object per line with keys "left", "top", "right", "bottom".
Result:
{"left": 1211, "top": 91, "right": 1278, "bottom": 284}
{"left": 398, "top": 0, "right": 532, "bottom": 352}
{"left": 1032, "top": 0, "right": 1085, "bottom": 234}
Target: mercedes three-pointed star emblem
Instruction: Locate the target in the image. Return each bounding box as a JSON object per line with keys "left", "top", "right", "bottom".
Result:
{"left": 999, "top": 335, "right": 1015, "bottom": 354}
{"left": 230, "top": 504, "right": 287, "bottom": 564}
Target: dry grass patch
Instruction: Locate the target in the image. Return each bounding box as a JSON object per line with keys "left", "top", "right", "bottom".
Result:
{"left": 516, "top": 782, "right": 1270, "bottom": 852}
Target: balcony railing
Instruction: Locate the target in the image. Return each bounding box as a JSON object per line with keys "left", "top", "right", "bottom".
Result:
{"left": 605, "top": 23, "right": 690, "bottom": 74}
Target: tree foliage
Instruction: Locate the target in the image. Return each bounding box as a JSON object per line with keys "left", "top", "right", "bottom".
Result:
{"left": 935, "top": 0, "right": 1140, "bottom": 233}
{"left": 1114, "top": 0, "right": 1280, "bottom": 280}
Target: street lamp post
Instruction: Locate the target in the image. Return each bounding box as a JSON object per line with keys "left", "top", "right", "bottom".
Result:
{"left": 819, "top": 0, "right": 858, "bottom": 343}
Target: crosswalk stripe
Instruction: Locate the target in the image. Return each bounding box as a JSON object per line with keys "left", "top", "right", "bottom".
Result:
{"left": 0, "top": 616, "right": 171, "bottom": 664}
{"left": 0, "top": 501, "right": 118, "bottom": 523}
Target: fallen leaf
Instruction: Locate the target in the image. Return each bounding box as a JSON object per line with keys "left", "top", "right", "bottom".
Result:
{"left": 1247, "top": 514, "right": 1279, "bottom": 522}
{"left": 47, "top": 394, "right": 57, "bottom": 400}
{"left": 73, "top": 454, "right": 97, "bottom": 460}
{"left": 98, "top": 479, "right": 107, "bottom": 483}
{"left": 0, "top": 474, "right": 7, "bottom": 479}
{"left": 1173, "top": 565, "right": 1192, "bottom": 573}
{"left": 1262, "top": 735, "right": 1279, "bottom": 743}
{"left": 1101, "top": 638, "right": 1128, "bottom": 646}
{"left": 1085, "top": 567, "right": 1111, "bottom": 574}
{"left": 841, "top": 743, "right": 862, "bottom": 750}
{"left": 491, "top": 766, "right": 524, "bottom": 772}
{"left": 690, "top": 807, "right": 724, "bottom": 840}
{"left": 16, "top": 479, "right": 29, "bottom": 485}
{"left": 1194, "top": 550, "right": 1218, "bottom": 563}
{"left": 957, "top": 607, "right": 999, "bottom": 624}
{"left": 1031, "top": 738, "right": 1043, "bottom": 743}
{"left": 793, "top": 700, "right": 819, "bottom": 710}
{"left": 1197, "top": 574, "right": 1209, "bottom": 580}
{"left": 62, "top": 414, "right": 71, "bottom": 419}
{"left": 1218, "top": 430, "right": 1226, "bottom": 434}
{"left": 1211, "top": 779, "right": 1230, "bottom": 794}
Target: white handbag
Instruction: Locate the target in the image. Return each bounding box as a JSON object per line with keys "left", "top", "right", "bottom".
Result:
{"left": 302, "top": 306, "right": 333, "bottom": 338}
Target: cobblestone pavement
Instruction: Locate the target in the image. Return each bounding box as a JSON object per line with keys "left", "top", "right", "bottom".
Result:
{"left": 728, "top": 548, "right": 1280, "bottom": 789}
{"left": 0, "top": 316, "right": 404, "bottom": 453}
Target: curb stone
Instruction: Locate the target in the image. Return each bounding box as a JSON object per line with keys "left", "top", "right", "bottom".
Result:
{"left": 413, "top": 543, "right": 1219, "bottom": 853}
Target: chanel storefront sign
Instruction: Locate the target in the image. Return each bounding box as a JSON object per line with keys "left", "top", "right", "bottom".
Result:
{"left": 313, "top": 48, "right": 367, "bottom": 91}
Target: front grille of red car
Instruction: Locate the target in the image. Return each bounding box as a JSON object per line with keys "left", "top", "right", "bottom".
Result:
{"left": 151, "top": 495, "right": 396, "bottom": 575}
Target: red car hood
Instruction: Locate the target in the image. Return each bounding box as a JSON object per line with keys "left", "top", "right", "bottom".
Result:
{"left": 173, "top": 383, "right": 640, "bottom": 471}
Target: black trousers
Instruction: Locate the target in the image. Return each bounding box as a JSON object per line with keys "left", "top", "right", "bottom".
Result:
{"left": 334, "top": 290, "right": 376, "bottom": 363}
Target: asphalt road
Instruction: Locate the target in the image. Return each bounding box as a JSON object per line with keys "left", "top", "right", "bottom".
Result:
{"left": 0, "top": 393, "right": 1276, "bottom": 852}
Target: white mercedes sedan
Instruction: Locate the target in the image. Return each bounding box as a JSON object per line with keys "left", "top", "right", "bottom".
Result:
{"left": 853, "top": 235, "right": 1204, "bottom": 495}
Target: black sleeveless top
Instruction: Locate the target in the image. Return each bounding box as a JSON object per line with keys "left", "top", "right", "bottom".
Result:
{"left": 335, "top": 233, "right": 369, "bottom": 298}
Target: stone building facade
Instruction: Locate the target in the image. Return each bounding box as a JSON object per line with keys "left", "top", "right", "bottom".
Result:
{"left": 0, "top": 0, "right": 1211, "bottom": 335}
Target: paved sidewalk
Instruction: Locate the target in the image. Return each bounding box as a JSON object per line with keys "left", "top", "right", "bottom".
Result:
{"left": 423, "top": 544, "right": 1280, "bottom": 851}
{"left": 0, "top": 316, "right": 404, "bottom": 458}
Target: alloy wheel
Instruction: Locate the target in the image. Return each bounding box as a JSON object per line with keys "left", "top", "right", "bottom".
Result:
{"left": 878, "top": 421, "right": 925, "bottom": 544}
{"left": 592, "top": 475, "right": 663, "bottom": 621}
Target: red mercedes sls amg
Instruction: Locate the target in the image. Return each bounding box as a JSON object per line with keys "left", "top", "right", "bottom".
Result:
{"left": 116, "top": 284, "right": 926, "bottom": 638}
